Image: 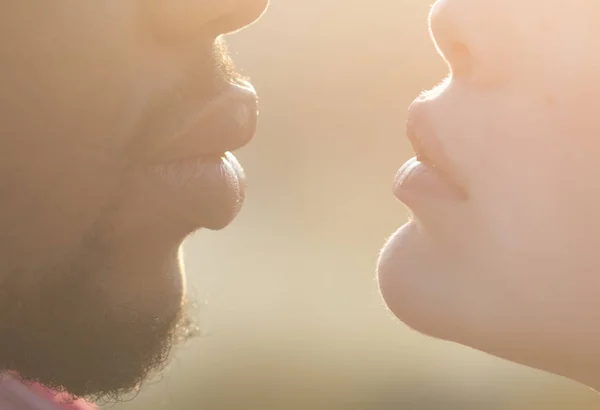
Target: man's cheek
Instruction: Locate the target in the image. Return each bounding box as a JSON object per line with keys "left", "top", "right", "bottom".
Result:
{"left": 0, "top": 174, "right": 109, "bottom": 269}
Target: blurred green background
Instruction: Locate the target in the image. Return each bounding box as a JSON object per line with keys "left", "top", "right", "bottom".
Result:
{"left": 107, "top": 1, "right": 600, "bottom": 409}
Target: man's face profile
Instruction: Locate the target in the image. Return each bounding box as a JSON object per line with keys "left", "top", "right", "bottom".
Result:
{"left": 0, "top": 0, "right": 267, "bottom": 401}
{"left": 378, "top": 0, "right": 600, "bottom": 390}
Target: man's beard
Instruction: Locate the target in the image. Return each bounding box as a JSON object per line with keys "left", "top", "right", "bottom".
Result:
{"left": 0, "top": 223, "right": 198, "bottom": 404}
{"left": 0, "top": 37, "right": 244, "bottom": 404}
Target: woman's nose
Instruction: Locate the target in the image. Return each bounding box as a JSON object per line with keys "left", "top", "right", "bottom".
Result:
{"left": 429, "top": 0, "right": 511, "bottom": 84}
{"left": 147, "top": 0, "right": 269, "bottom": 42}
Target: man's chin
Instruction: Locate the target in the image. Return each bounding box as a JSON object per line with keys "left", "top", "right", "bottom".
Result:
{"left": 0, "top": 254, "right": 198, "bottom": 402}
{"left": 2, "top": 301, "right": 197, "bottom": 402}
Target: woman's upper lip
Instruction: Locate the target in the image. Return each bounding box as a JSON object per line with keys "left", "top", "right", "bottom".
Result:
{"left": 405, "top": 99, "right": 462, "bottom": 189}
{"left": 137, "top": 80, "right": 258, "bottom": 166}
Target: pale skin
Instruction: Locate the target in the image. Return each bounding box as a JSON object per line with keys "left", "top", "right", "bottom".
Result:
{"left": 378, "top": 0, "right": 600, "bottom": 391}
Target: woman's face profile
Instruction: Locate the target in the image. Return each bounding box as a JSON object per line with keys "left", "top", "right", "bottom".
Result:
{"left": 378, "top": 0, "right": 600, "bottom": 389}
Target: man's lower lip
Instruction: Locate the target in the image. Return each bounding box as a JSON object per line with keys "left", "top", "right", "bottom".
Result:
{"left": 393, "top": 157, "right": 467, "bottom": 205}
{"left": 148, "top": 151, "right": 246, "bottom": 230}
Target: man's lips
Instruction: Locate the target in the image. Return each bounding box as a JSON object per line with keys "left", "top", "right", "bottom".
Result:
{"left": 150, "top": 152, "right": 246, "bottom": 230}
{"left": 141, "top": 81, "right": 258, "bottom": 231}
{"left": 146, "top": 81, "right": 258, "bottom": 163}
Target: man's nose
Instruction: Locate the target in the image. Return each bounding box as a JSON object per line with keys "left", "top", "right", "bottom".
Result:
{"left": 429, "top": 0, "right": 512, "bottom": 85}
{"left": 147, "top": 0, "right": 269, "bottom": 42}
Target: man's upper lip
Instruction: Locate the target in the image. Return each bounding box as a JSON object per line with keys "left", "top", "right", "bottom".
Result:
{"left": 140, "top": 80, "right": 258, "bottom": 166}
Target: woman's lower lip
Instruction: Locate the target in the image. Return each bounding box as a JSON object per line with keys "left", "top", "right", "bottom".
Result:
{"left": 393, "top": 157, "right": 467, "bottom": 205}
{"left": 148, "top": 151, "right": 246, "bottom": 230}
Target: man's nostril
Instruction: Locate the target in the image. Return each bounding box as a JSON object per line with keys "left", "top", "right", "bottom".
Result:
{"left": 146, "top": 0, "right": 268, "bottom": 43}
{"left": 205, "top": 1, "right": 269, "bottom": 36}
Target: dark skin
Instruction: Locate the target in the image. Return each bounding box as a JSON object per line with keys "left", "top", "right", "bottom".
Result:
{"left": 0, "top": 0, "right": 267, "bottom": 402}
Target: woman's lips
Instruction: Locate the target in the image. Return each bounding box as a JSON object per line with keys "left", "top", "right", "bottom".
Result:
{"left": 393, "top": 157, "right": 467, "bottom": 207}
{"left": 395, "top": 97, "right": 468, "bottom": 208}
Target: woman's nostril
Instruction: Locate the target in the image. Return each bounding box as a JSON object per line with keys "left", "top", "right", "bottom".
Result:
{"left": 446, "top": 42, "right": 472, "bottom": 78}
{"left": 429, "top": 2, "right": 474, "bottom": 79}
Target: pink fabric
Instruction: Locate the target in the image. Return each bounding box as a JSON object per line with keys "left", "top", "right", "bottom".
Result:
{"left": 27, "top": 383, "right": 96, "bottom": 410}
{"left": 0, "top": 376, "right": 96, "bottom": 410}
